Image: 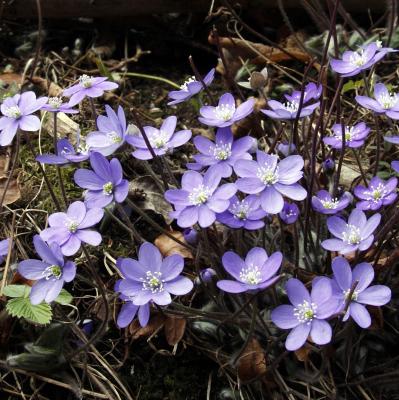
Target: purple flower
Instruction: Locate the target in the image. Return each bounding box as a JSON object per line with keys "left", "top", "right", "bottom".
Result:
{"left": 36, "top": 138, "right": 90, "bottom": 165}
{"left": 0, "top": 91, "right": 48, "bottom": 146}
{"left": 271, "top": 277, "right": 338, "bottom": 351}
{"left": 199, "top": 268, "right": 217, "bottom": 283}
{"left": 279, "top": 202, "right": 299, "bottom": 224}
{"left": 41, "top": 97, "right": 78, "bottom": 114}
{"left": 312, "top": 190, "right": 351, "bottom": 215}
{"left": 330, "top": 42, "right": 391, "bottom": 77}
{"left": 198, "top": 93, "right": 254, "bottom": 127}
{"left": 392, "top": 161, "right": 399, "bottom": 173}
{"left": 261, "top": 83, "right": 321, "bottom": 120}
{"left": 183, "top": 228, "right": 198, "bottom": 245}
{"left": 354, "top": 176, "right": 397, "bottom": 211}
{"left": 187, "top": 127, "right": 255, "bottom": 178}
{"left": 356, "top": 83, "right": 399, "bottom": 119}
{"left": 216, "top": 194, "right": 267, "bottom": 230}
{"left": 277, "top": 142, "right": 296, "bottom": 157}
{"left": 40, "top": 201, "right": 104, "bottom": 256}
{"left": 63, "top": 75, "right": 118, "bottom": 106}
{"left": 234, "top": 151, "right": 307, "bottom": 214}
{"left": 322, "top": 209, "right": 381, "bottom": 254}
{"left": 116, "top": 242, "right": 193, "bottom": 307}
{"left": 0, "top": 238, "right": 10, "bottom": 264}
{"left": 86, "top": 105, "right": 128, "bottom": 156}
{"left": 74, "top": 152, "right": 129, "bottom": 208}
{"left": 168, "top": 68, "right": 215, "bottom": 105}
{"left": 331, "top": 256, "right": 391, "bottom": 328}
{"left": 323, "top": 122, "right": 370, "bottom": 149}
{"left": 165, "top": 169, "right": 237, "bottom": 228}
{"left": 217, "top": 247, "right": 282, "bottom": 293}
{"left": 18, "top": 235, "right": 76, "bottom": 304}
{"left": 322, "top": 158, "right": 335, "bottom": 173}
{"left": 126, "top": 116, "right": 191, "bottom": 160}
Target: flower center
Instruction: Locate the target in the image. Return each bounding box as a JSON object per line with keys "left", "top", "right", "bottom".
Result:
{"left": 365, "top": 183, "right": 387, "bottom": 202}
{"left": 4, "top": 105, "right": 22, "bottom": 119}
{"left": 66, "top": 220, "right": 79, "bottom": 233}
{"left": 342, "top": 224, "right": 361, "bottom": 245}
{"left": 79, "top": 74, "right": 93, "bottom": 88}
{"left": 349, "top": 50, "right": 366, "bottom": 67}
{"left": 180, "top": 76, "right": 196, "bottom": 91}
{"left": 150, "top": 130, "right": 169, "bottom": 149}
{"left": 320, "top": 198, "right": 339, "bottom": 209}
{"left": 230, "top": 200, "right": 250, "bottom": 220}
{"left": 48, "top": 97, "right": 63, "bottom": 109}
{"left": 294, "top": 300, "right": 317, "bottom": 324}
{"left": 107, "top": 131, "right": 122, "bottom": 144}
{"left": 213, "top": 143, "right": 232, "bottom": 160}
{"left": 378, "top": 92, "right": 398, "bottom": 109}
{"left": 343, "top": 288, "right": 360, "bottom": 301}
{"left": 102, "top": 181, "right": 114, "bottom": 195}
{"left": 189, "top": 184, "right": 211, "bottom": 206}
{"left": 141, "top": 271, "right": 164, "bottom": 293}
{"left": 283, "top": 101, "right": 299, "bottom": 113}
{"left": 239, "top": 265, "right": 262, "bottom": 285}
{"left": 376, "top": 40, "right": 383, "bottom": 49}
{"left": 77, "top": 143, "right": 89, "bottom": 155}
{"left": 257, "top": 165, "right": 279, "bottom": 185}
{"left": 214, "top": 104, "right": 235, "bottom": 121}
{"left": 42, "top": 265, "right": 62, "bottom": 280}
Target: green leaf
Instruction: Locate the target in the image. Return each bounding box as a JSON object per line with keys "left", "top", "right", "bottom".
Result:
{"left": 54, "top": 289, "right": 73, "bottom": 305}
{"left": 342, "top": 79, "right": 364, "bottom": 94}
{"left": 93, "top": 56, "right": 113, "bottom": 80}
{"left": 3, "top": 284, "right": 31, "bottom": 298}
{"left": 6, "top": 297, "right": 52, "bottom": 325}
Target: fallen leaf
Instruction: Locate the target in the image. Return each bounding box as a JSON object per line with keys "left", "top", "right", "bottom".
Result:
{"left": 40, "top": 111, "right": 79, "bottom": 144}
{"left": 154, "top": 231, "right": 193, "bottom": 259}
{"left": 128, "top": 314, "right": 165, "bottom": 340}
{"left": 164, "top": 315, "right": 186, "bottom": 346}
{"left": 128, "top": 175, "right": 173, "bottom": 223}
{"left": 0, "top": 172, "right": 21, "bottom": 206}
{"left": 237, "top": 338, "right": 267, "bottom": 383}
{"left": 294, "top": 344, "right": 312, "bottom": 362}
{"left": 368, "top": 306, "right": 383, "bottom": 330}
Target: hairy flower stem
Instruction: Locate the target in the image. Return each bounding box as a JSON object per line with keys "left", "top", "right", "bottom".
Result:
{"left": 24, "top": 131, "right": 62, "bottom": 211}
{"left": 130, "top": 108, "right": 169, "bottom": 191}
{"left": 53, "top": 113, "right": 68, "bottom": 206}
{"left": 351, "top": 148, "right": 368, "bottom": 185}
{"left": 0, "top": 132, "right": 20, "bottom": 212}
{"left": 66, "top": 244, "right": 109, "bottom": 361}
{"left": 125, "top": 197, "right": 194, "bottom": 251}
{"left": 115, "top": 203, "right": 143, "bottom": 243}
{"left": 160, "top": 156, "right": 179, "bottom": 188}
{"left": 188, "top": 55, "right": 215, "bottom": 104}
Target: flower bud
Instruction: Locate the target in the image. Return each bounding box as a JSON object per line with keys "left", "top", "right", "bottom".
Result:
{"left": 249, "top": 67, "right": 268, "bottom": 90}
{"left": 279, "top": 202, "right": 299, "bottom": 224}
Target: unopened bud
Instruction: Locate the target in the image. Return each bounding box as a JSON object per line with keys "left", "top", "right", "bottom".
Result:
{"left": 249, "top": 68, "right": 268, "bottom": 90}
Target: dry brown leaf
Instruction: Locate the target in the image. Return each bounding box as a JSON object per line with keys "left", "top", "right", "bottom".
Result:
{"left": 294, "top": 344, "right": 312, "bottom": 362}
{"left": 128, "top": 314, "right": 165, "bottom": 340}
{"left": 0, "top": 173, "right": 21, "bottom": 206}
{"left": 154, "top": 231, "right": 193, "bottom": 259}
{"left": 164, "top": 315, "right": 186, "bottom": 346}
{"left": 40, "top": 111, "right": 79, "bottom": 143}
{"left": 0, "top": 73, "right": 22, "bottom": 85}
{"left": 368, "top": 306, "right": 384, "bottom": 330}
{"left": 237, "top": 338, "right": 267, "bottom": 383}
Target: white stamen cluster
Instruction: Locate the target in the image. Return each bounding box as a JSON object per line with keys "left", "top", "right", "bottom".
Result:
{"left": 107, "top": 131, "right": 122, "bottom": 144}
{"left": 342, "top": 224, "right": 361, "bottom": 245}
{"left": 66, "top": 219, "right": 79, "bottom": 233}
{"left": 3, "top": 105, "right": 22, "bottom": 119}
{"left": 42, "top": 265, "right": 62, "bottom": 280}
{"left": 77, "top": 143, "right": 90, "bottom": 155}
{"left": 294, "top": 300, "right": 317, "bottom": 324}
{"left": 240, "top": 264, "right": 262, "bottom": 285}
{"left": 214, "top": 104, "right": 235, "bottom": 121}
{"left": 343, "top": 288, "right": 360, "bottom": 301}
{"left": 321, "top": 198, "right": 340, "bottom": 209}
{"left": 283, "top": 101, "right": 299, "bottom": 113}
{"left": 150, "top": 130, "right": 169, "bottom": 149}
{"left": 213, "top": 143, "right": 232, "bottom": 160}
{"left": 257, "top": 165, "right": 279, "bottom": 185}
{"left": 180, "top": 76, "right": 196, "bottom": 91}
{"left": 48, "top": 97, "right": 63, "bottom": 109}
{"left": 365, "top": 183, "right": 387, "bottom": 203}
{"left": 102, "top": 181, "right": 114, "bottom": 195}
{"left": 230, "top": 200, "right": 250, "bottom": 220}
{"left": 349, "top": 49, "right": 367, "bottom": 67}
{"left": 79, "top": 74, "right": 93, "bottom": 88}
{"left": 378, "top": 92, "right": 398, "bottom": 109}
{"left": 141, "top": 271, "right": 164, "bottom": 293}
{"left": 189, "top": 184, "right": 212, "bottom": 206}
